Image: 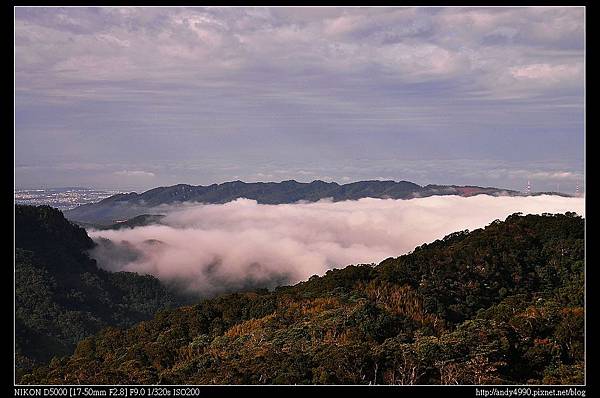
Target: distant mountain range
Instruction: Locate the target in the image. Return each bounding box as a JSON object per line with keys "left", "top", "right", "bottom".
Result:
{"left": 64, "top": 179, "right": 564, "bottom": 225}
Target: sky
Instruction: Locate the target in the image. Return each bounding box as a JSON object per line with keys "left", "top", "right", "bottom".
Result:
{"left": 15, "top": 7, "right": 585, "bottom": 193}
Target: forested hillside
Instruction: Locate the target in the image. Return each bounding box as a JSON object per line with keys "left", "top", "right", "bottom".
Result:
{"left": 20, "top": 212, "right": 584, "bottom": 385}
{"left": 15, "top": 205, "right": 183, "bottom": 381}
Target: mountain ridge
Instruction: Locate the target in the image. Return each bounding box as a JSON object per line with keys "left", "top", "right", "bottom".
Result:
{"left": 65, "top": 179, "right": 524, "bottom": 225}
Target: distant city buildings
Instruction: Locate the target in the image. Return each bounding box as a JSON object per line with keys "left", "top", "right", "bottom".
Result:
{"left": 14, "top": 188, "right": 122, "bottom": 210}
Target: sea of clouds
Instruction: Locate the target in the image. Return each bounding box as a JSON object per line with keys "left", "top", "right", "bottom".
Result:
{"left": 88, "top": 195, "right": 585, "bottom": 296}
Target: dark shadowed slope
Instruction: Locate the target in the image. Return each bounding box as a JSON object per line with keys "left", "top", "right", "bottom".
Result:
{"left": 15, "top": 205, "right": 183, "bottom": 381}
{"left": 22, "top": 212, "right": 584, "bottom": 385}
{"left": 64, "top": 180, "right": 520, "bottom": 224}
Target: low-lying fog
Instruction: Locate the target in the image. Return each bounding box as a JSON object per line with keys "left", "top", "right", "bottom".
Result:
{"left": 88, "top": 195, "right": 585, "bottom": 296}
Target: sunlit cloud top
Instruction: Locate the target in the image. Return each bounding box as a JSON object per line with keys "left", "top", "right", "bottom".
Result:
{"left": 89, "top": 194, "right": 585, "bottom": 295}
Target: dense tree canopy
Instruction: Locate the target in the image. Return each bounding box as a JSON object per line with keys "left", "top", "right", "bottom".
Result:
{"left": 19, "top": 211, "right": 584, "bottom": 385}
{"left": 15, "top": 205, "right": 183, "bottom": 381}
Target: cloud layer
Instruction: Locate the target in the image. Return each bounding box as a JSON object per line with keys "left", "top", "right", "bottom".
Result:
{"left": 16, "top": 7, "right": 584, "bottom": 93}
{"left": 88, "top": 195, "right": 585, "bottom": 296}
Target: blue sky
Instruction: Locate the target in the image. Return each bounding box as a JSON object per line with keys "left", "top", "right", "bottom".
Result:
{"left": 15, "top": 7, "right": 584, "bottom": 192}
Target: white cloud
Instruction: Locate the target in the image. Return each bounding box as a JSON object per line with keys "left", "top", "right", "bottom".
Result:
{"left": 89, "top": 195, "right": 584, "bottom": 296}
{"left": 113, "top": 170, "right": 156, "bottom": 178}
{"left": 529, "top": 171, "right": 578, "bottom": 180}
{"left": 510, "top": 63, "right": 582, "bottom": 82}
{"left": 15, "top": 7, "right": 584, "bottom": 97}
